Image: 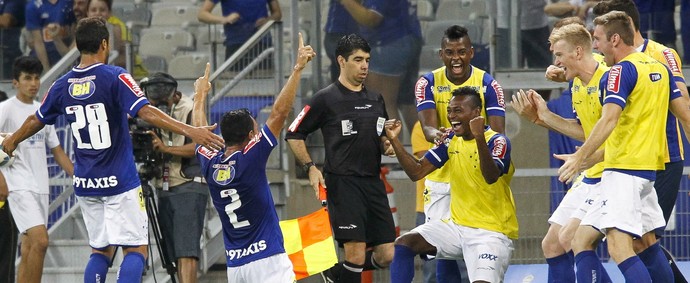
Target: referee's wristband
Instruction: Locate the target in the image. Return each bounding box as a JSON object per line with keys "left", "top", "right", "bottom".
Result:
{"left": 302, "top": 161, "right": 315, "bottom": 171}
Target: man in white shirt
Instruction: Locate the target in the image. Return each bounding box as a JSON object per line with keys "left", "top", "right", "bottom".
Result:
{"left": 0, "top": 56, "right": 73, "bottom": 283}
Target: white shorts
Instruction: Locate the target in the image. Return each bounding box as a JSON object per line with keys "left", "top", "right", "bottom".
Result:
{"left": 548, "top": 178, "right": 601, "bottom": 226}
{"left": 581, "top": 171, "right": 666, "bottom": 237}
{"left": 8, "top": 190, "right": 48, "bottom": 233}
{"left": 226, "top": 253, "right": 295, "bottom": 283}
{"left": 423, "top": 180, "right": 451, "bottom": 222}
{"left": 413, "top": 219, "right": 513, "bottom": 282}
{"left": 78, "top": 187, "right": 149, "bottom": 249}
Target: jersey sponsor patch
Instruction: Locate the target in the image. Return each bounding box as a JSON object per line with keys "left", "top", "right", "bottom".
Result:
{"left": 68, "top": 77, "right": 97, "bottom": 100}
{"left": 213, "top": 165, "right": 235, "bottom": 185}
{"left": 415, "top": 77, "right": 429, "bottom": 105}
{"left": 118, "top": 73, "right": 145, "bottom": 97}
{"left": 491, "top": 136, "right": 508, "bottom": 159}
{"left": 490, "top": 80, "right": 505, "bottom": 107}
{"left": 662, "top": 49, "right": 681, "bottom": 73}
{"left": 288, "top": 105, "right": 311, "bottom": 132}
{"left": 649, "top": 73, "right": 662, "bottom": 82}
{"left": 607, "top": 65, "right": 622, "bottom": 93}
{"left": 243, "top": 131, "right": 262, "bottom": 153}
{"left": 198, "top": 146, "right": 218, "bottom": 159}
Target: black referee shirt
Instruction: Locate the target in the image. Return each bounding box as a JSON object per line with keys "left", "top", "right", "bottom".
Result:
{"left": 286, "top": 81, "right": 388, "bottom": 177}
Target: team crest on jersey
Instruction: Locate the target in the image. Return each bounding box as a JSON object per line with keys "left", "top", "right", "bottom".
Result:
{"left": 490, "top": 80, "right": 505, "bottom": 107}
{"left": 491, "top": 136, "right": 507, "bottom": 159}
{"left": 415, "top": 78, "right": 428, "bottom": 104}
{"left": 607, "top": 65, "right": 622, "bottom": 93}
{"left": 662, "top": 49, "right": 680, "bottom": 73}
{"left": 288, "top": 105, "right": 311, "bottom": 132}
{"left": 118, "top": 73, "right": 145, "bottom": 97}
{"left": 67, "top": 76, "right": 96, "bottom": 100}
{"left": 213, "top": 165, "right": 235, "bottom": 185}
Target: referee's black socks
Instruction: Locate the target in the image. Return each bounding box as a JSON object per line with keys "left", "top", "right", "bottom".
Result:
{"left": 340, "top": 261, "right": 364, "bottom": 283}
{"left": 363, "top": 250, "right": 383, "bottom": 270}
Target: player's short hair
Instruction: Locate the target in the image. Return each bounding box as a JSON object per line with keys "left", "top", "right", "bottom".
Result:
{"left": 553, "top": 17, "right": 586, "bottom": 30}
{"left": 549, "top": 24, "right": 592, "bottom": 52}
{"left": 593, "top": 11, "right": 635, "bottom": 46}
{"left": 87, "top": 0, "right": 112, "bottom": 11}
{"left": 75, "top": 17, "right": 109, "bottom": 54}
{"left": 335, "top": 34, "right": 371, "bottom": 61}
{"left": 12, "top": 56, "right": 43, "bottom": 81}
{"left": 592, "top": 0, "right": 640, "bottom": 32}
{"left": 442, "top": 25, "right": 472, "bottom": 44}
{"left": 220, "top": 108, "right": 255, "bottom": 146}
{"left": 451, "top": 86, "right": 482, "bottom": 109}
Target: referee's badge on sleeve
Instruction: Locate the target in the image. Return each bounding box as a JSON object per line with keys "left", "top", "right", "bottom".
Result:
{"left": 376, "top": 117, "right": 385, "bottom": 136}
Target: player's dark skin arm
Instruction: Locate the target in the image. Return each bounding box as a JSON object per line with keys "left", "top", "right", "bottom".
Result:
{"left": 469, "top": 116, "right": 501, "bottom": 184}
{"left": 385, "top": 119, "right": 436, "bottom": 181}
{"left": 1, "top": 114, "right": 45, "bottom": 156}
{"left": 137, "top": 104, "right": 224, "bottom": 150}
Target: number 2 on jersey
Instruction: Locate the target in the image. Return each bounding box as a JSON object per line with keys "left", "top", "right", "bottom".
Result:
{"left": 66, "top": 103, "right": 112, "bottom": 149}
{"left": 223, "top": 189, "right": 250, "bottom": 228}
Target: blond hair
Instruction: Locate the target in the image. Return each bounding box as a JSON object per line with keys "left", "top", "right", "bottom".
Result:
{"left": 553, "top": 17, "right": 586, "bottom": 29}
{"left": 593, "top": 11, "right": 634, "bottom": 46}
{"left": 549, "top": 23, "right": 592, "bottom": 52}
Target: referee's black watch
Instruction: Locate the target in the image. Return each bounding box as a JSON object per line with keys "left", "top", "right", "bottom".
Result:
{"left": 302, "top": 161, "right": 315, "bottom": 171}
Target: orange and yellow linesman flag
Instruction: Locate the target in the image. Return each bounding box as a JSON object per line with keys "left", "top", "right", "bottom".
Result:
{"left": 280, "top": 208, "right": 338, "bottom": 280}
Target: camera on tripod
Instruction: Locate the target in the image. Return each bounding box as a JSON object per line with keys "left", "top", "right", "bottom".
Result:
{"left": 129, "top": 115, "right": 166, "bottom": 181}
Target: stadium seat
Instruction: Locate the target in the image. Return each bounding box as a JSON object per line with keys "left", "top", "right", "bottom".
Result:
{"left": 417, "top": 0, "right": 435, "bottom": 21}
{"left": 142, "top": 55, "right": 168, "bottom": 73}
{"left": 139, "top": 28, "right": 195, "bottom": 61}
{"left": 423, "top": 20, "right": 477, "bottom": 44}
{"left": 151, "top": 5, "right": 201, "bottom": 28}
{"left": 436, "top": 0, "right": 479, "bottom": 21}
{"left": 112, "top": 3, "right": 151, "bottom": 28}
{"left": 418, "top": 45, "right": 440, "bottom": 74}
{"left": 168, "top": 53, "right": 210, "bottom": 79}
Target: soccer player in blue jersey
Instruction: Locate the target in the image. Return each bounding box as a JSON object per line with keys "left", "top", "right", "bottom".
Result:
{"left": 192, "top": 33, "right": 315, "bottom": 283}
{"left": 558, "top": 11, "right": 690, "bottom": 283}
{"left": 1, "top": 17, "right": 224, "bottom": 283}
{"left": 388, "top": 86, "right": 517, "bottom": 283}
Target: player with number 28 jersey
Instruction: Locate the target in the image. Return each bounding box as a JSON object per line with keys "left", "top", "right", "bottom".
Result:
{"left": 36, "top": 63, "right": 148, "bottom": 197}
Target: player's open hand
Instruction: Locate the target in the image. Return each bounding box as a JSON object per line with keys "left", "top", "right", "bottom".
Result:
{"left": 555, "top": 152, "right": 583, "bottom": 184}
{"left": 308, "top": 166, "right": 326, "bottom": 200}
{"left": 194, "top": 63, "right": 212, "bottom": 100}
{"left": 545, "top": 65, "right": 567, "bottom": 82}
{"left": 384, "top": 119, "right": 402, "bottom": 140}
{"left": 294, "top": 33, "right": 316, "bottom": 71}
{"left": 191, "top": 124, "right": 225, "bottom": 151}
{"left": 512, "top": 89, "right": 540, "bottom": 123}
{"left": 469, "top": 116, "right": 485, "bottom": 137}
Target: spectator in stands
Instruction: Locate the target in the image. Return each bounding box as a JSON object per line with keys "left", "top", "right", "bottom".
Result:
{"left": 683, "top": 0, "right": 690, "bottom": 62}
{"left": 520, "top": 0, "right": 552, "bottom": 68}
{"left": 141, "top": 73, "right": 208, "bottom": 283}
{"left": 0, "top": 56, "right": 74, "bottom": 283}
{"left": 339, "top": 0, "right": 423, "bottom": 131}
{"left": 85, "top": 0, "right": 147, "bottom": 79}
{"left": 25, "top": 0, "right": 75, "bottom": 72}
{"left": 72, "top": 0, "right": 86, "bottom": 21}
{"left": 197, "top": 0, "right": 281, "bottom": 70}
{"left": 544, "top": 0, "right": 602, "bottom": 29}
{"left": 0, "top": 0, "right": 24, "bottom": 80}
{"left": 324, "top": 0, "right": 358, "bottom": 83}
{"left": 634, "top": 0, "right": 676, "bottom": 48}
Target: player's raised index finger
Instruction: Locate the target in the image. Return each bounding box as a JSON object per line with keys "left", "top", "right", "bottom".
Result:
{"left": 203, "top": 62, "right": 210, "bottom": 79}
{"left": 298, "top": 32, "right": 304, "bottom": 48}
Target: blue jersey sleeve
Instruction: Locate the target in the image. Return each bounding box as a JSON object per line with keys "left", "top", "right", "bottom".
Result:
{"left": 424, "top": 142, "right": 449, "bottom": 168}
{"left": 482, "top": 72, "right": 506, "bottom": 117}
{"left": 36, "top": 82, "right": 62, "bottom": 125}
{"left": 24, "top": 1, "right": 40, "bottom": 30}
{"left": 603, "top": 62, "right": 638, "bottom": 109}
{"left": 242, "top": 124, "right": 278, "bottom": 167}
{"left": 667, "top": 67, "right": 682, "bottom": 102}
{"left": 487, "top": 134, "right": 511, "bottom": 174}
{"left": 415, "top": 73, "right": 436, "bottom": 112}
{"left": 115, "top": 72, "right": 149, "bottom": 117}
{"left": 196, "top": 144, "right": 221, "bottom": 177}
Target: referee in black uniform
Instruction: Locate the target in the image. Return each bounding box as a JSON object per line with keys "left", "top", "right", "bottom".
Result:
{"left": 286, "top": 34, "right": 396, "bottom": 283}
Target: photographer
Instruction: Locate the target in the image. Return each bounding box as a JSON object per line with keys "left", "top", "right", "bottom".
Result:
{"left": 140, "top": 73, "right": 209, "bottom": 283}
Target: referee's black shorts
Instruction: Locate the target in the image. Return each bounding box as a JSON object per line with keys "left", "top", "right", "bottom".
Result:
{"left": 325, "top": 173, "right": 396, "bottom": 247}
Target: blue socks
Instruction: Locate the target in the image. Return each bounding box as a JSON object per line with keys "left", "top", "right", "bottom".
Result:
{"left": 546, "top": 252, "right": 575, "bottom": 282}
{"left": 436, "top": 259, "right": 463, "bottom": 283}
{"left": 84, "top": 253, "right": 110, "bottom": 283}
{"left": 390, "top": 245, "right": 416, "bottom": 283}
{"left": 575, "top": 250, "right": 612, "bottom": 282}
{"left": 117, "top": 252, "right": 145, "bottom": 283}
{"left": 638, "top": 243, "right": 674, "bottom": 282}
{"left": 619, "top": 256, "right": 652, "bottom": 283}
